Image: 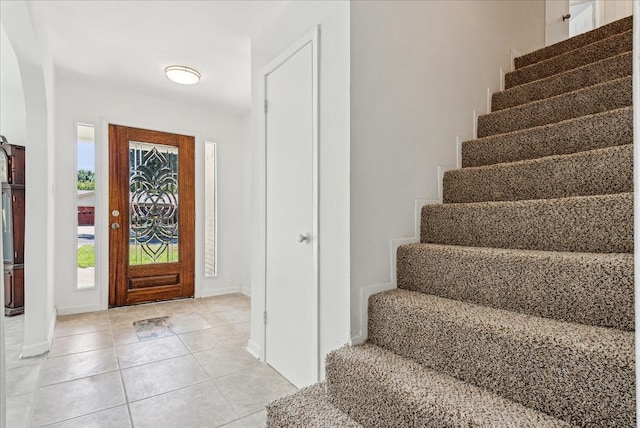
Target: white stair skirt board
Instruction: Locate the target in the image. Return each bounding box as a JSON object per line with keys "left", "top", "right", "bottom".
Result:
{"left": 351, "top": 199, "right": 440, "bottom": 346}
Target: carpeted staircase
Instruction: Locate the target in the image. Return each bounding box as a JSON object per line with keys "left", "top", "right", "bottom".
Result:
{"left": 267, "top": 15, "right": 635, "bottom": 427}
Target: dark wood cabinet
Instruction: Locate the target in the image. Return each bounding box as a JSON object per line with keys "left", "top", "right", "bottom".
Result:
{"left": 0, "top": 136, "right": 25, "bottom": 316}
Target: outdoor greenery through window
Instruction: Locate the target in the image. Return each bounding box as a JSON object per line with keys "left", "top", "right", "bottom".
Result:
{"left": 77, "top": 124, "right": 96, "bottom": 289}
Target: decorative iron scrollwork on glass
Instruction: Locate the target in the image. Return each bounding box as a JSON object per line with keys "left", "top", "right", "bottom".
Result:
{"left": 129, "top": 142, "right": 179, "bottom": 265}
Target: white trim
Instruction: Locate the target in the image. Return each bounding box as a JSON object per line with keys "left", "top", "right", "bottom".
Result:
{"left": 74, "top": 121, "right": 98, "bottom": 292}
{"left": 260, "top": 26, "right": 320, "bottom": 383}
{"left": 437, "top": 165, "right": 456, "bottom": 202}
{"left": 486, "top": 88, "right": 492, "bottom": 114}
{"left": 455, "top": 136, "right": 462, "bottom": 169}
{"left": 510, "top": 48, "right": 520, "bottom": 72}
{"left": 198, "top": 286, "right": 242, "bottom": 298}
{"left": 350, "top": 198, "right": 440, "bottom": 345}
{"left": 472, "top": 110, "right": 478, "bottom": 139}
{"left": 99, "top": 118, "right": 201, "bottom": 310}
{"left": 21, "top": 314, "right": 55, "bottom": 358}
{"left": 499, "top": 67, "right": 506, "bottom": 91}
{"left": 204, "top": 141, "right": 218, "bottom": 278}
{"left": 56, "top": 303, "right": 103, "bottom": 316}
{"left": 246, "top": 339, "right": 261, "bottom": 360}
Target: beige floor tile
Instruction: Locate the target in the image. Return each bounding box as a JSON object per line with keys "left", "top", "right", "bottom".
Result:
{"left": 179, "top": 326, "right": 241, "bottom": 353}
{"left": 41, "top": 348, "right": 118, "bottom": 386}
{"left": 44, "top": 405, "right": 132, "bottom": 428}
{"left": 31, "top": 372, "right": 126, "bottom": 426}
{"left": 6, "top": 392, "right": 31, "bottom": 428}
{"left": 116, "top": 336, "right": 189, "bottom": 369}
{"left": 48, "top": 331, "right": 113, "bottom": 358}
{"left": 202, "top": 297, "right": 250, "bottom": 315}
{"left": 111, "top": 326, "right": 140, "bottom": 346}
{"left": 129, "top": 380, "right": 238, "bottom": 428}
{"left": 5, "top": 364, "right": 41, "bottom": 397}
{"left": 230, "top": 321, "right": 251, "bottom": 339}
{"left": 54, "top": 317, "right": 110, "bottom": 338}
{"left": 194, "top": 342, "right": 260, "bottom": 379}
{"left": 155, "top": 298, "right": 206, "bottom": 315}
{"left": 219, "top": 410, "right": 267, "bottom": 428}
{"left": 5, "top": 344, "right": 47, "bottom": 370}
{"left": 214, "top": 364, "right": 297, "bottom": 417}
{"left": 167, "top": 313, "right": 212, "bottom": 335}
{"left": 121, "top": 354, "right": 210, "bottom": 402}
{"left": 214, "top": 308, "right": 250, "bottom": 325}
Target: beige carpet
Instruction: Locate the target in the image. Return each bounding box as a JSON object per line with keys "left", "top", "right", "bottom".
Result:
{"left": 267, "top": 15, "right": 634, "bottom": 427}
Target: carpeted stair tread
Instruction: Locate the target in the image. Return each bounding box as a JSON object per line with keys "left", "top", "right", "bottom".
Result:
{"left": 506, "top": 29, "right": 631, "bottom": 89}
{"left": 493, "top": 51, "right": 632, "bottom": 111}
{"left": 421, "top": 193, "right": 632, "bottom": 253}
{"left": 267, "top": 383, "right": 362, "bottom": 428}
{"left": 515, "top": 15, "right": 632, "bottom": 69}
{"left": 325, "top": 343, "right": 575, "bottom": 428}
{"left": 368, "top": 289, "right": 635, "bottom": 427}
{"left": 463, "top": 107, "right": 632, "bottom": 167}
{"left": 443, "top": 144, "right": 632, "bottom": 203}
{"left": 478, "top": 75, "right": 631, "bottom": 138}
{"left": 396, "top": 243, "right": 633, "bottom": 330}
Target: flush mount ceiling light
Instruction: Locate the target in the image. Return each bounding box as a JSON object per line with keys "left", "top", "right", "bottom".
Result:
{"left": 165, "top": 65, "right": 201, "bottom": 85}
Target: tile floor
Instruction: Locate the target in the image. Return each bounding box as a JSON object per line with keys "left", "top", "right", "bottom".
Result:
{"left": 4, "top": 293, "right": 297, "bottom": 427}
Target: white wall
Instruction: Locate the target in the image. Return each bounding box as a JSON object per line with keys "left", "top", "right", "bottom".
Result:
{"left": 1, "top": 1, "right": 57, "bottom": 357}
{"left": 249, "top": 1, "right": 351, "bottom": 374}
{"left": 0, "top": 25, "right": 27, "bottom": 147}
{"left": 601, "top": 0, "right": 633, "bottom": 25}
{"left": 349, "top": 0, "right": 545, "bottom": 342}
{"left": 54, "top": 75, "right": 250, "bottom": 314}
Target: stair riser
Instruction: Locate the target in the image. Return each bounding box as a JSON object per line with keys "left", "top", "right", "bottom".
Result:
{"left": 421, "top": 193, "right": 633, "bottom": 253}
{"left": 326, "top": 345, "right": 572, "bottom": 428}
{"left": 444, "top": 145, "right": 632, "bottom": 203}
{"left": 515, "top": 16, "right": 632, "bottom": 68}
{"left": 506, "top": 30, "right": 631, "bottom": 89}
{"left": 397, "top": 244, "right": 634, "bottom": 330}
{"left": 267, "top": 383, "right": 361, "bottom": 428}
{"left": 368, "top": 291, "right": 635, "bottom": 427}
{"left": 463, "top": 107, "right": 632, "bottom": 167}
{"left": 478, "top": 76, "right": 631, "bottom": 138}
{"left": 494, "top": 52, "right": 632, "bottom": 111}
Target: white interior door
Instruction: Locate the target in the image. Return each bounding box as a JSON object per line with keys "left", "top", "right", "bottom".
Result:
{"left": 570, "top": 1, "right": 596, "bottom": 36}
{"left": 546, "top": 0, "right": 570, "bottom": 45}
{"left": 264, "top": 36, "right": 318, "bottom": 389}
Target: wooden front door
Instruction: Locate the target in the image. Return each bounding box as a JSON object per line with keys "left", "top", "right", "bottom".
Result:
{"left": 109, "top": 125, "right": 195, "bottom": 306}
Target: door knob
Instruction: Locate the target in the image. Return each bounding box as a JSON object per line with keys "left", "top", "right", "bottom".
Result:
{"left": 297, "top": 233, "right": 310, "bottom": 243}
{"left": 111, "top": 222, "right": 120, "bottom": 230}
{"left": 562, "top": 13, "right": 571, "bottom": 21}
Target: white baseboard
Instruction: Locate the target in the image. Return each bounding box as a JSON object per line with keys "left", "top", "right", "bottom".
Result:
{"left": 351, "top": 281, "right": 396, "bottom": 346}
{"left": 437, "top": 165, "right": 456, "bottom": 202}
{"left": 456, "top": 137, "right": 462, "bottom": 169}
{"left": 199, "top": 286, "right": 242, "bottom": 298}
{"left": 486, "top": 87, "right": 492, "bottom": 114}
{"left": 240, "top": 284, "right": 251, "bottom": 297}
{"left": 246, "top": 338, "right": 261, "bottom": 360}
{"left": 56, "top": 304, "right": 103, "bottom": 316}
{"left": 499, "top": 67, "right": 506, "bottom": 91}
{"left": 351, "top": 198, "right": 441, "bottom": 346}
{"left": 22, "top": 315, "right": 55, "bottom": 358}
{"left": 472, "top": 110, "right": 478, "bottom": 139}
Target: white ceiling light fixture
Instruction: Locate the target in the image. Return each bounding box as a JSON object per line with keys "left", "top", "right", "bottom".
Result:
{"left": 165, "top": 65, "right": 201, "bottom": 85}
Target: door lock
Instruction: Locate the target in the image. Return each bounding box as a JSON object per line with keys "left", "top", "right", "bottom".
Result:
{"left": 111, "top": 222, "right": 120, "bottom": 230}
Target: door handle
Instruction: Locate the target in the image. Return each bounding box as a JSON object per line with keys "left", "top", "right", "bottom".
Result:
{"left": 297, "top": 233, "right": 310, "bottom": 243}
{"left": 111, "top": 222, "right": 120, "bottom": 230}
{"left": 562, "top": 13, "right": 571, "bottom": 21}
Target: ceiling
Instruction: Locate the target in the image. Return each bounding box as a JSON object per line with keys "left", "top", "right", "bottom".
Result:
{"left": 27, "top": 1, "right": 286, "bottom": 113}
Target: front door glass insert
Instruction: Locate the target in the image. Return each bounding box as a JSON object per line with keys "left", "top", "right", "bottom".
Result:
{"left": 129, "top": 141, "right": 179, "bottom": 265}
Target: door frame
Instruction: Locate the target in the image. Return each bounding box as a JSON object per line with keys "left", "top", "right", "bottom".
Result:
{"left": 256, "top": 26, "right": 319, "bottom": 380}
{"left": 98, "top": 118, "right": 201, "bottom": 310}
